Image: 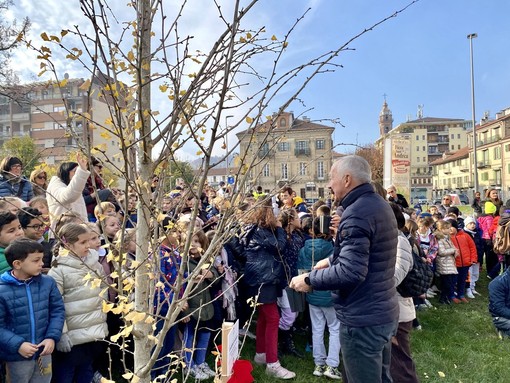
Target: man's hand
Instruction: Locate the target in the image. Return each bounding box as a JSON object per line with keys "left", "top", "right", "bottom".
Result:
{"left": 38, "top": 339, "right": 55, "bottom": 356}
{"left": 18, "top": 342, "right": 39, "bottom": 358}
{"left": 289, "top": 273, "right": 312, "bottom": 293}
{"left": 314, "top": 258, "right": 330, "bottom": 270}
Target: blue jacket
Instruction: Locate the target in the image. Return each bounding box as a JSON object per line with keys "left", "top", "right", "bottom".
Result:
{"left": 298, "top": 238, "right": 334, "bottom": 307}
{"left": 239, "top": 224, "right": 287, "bottom": 289}
{"left": 0, "top": 271, "right": 65, "bottom": 361}
{"left": 0, "top": 174, "right": 34, "bottom": 202}
{"left": 310, "top": 183, "right": 399, "bottom": 327}
{"left": 489, "top": 267, "right": 510, "bottom": 319}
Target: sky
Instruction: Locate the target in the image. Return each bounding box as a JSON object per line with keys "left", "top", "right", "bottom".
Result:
{"left": 7, "top": 0, "right": 510, "bottom": 158}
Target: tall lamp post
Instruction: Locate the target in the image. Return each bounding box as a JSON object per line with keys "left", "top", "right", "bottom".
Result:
{"left": 225, "top": 115, "right": 234, "bottom": 181}
{"left": 467, "top": 33, "right": 478, "bottom": 195}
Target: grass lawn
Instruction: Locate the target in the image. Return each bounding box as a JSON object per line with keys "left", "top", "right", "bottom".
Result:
{"left": 241, "top": 274, "right": 510, "bottom": 383}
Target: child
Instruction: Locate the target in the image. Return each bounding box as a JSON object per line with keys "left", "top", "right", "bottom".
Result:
{"left": 0, "top": 238, "right": 65, "bottom": 383}
{"left": 151, "top": 217, "right": 187, "bottom": 380}
{"left": 0, "top": 211, "right": 24, "bottom": 274}
{"left": 463, "top": 216, "right": 484, "bottom": 297}
{"left": 478, "top": 202, "right": 497, "bottom": 278}
{"left": 277, "top": 208, "right": 305, "bottom": 358}
{"left": 435, "top": 220, "right": 459, "bottom": 304}
{"left": 448, "top": 219, "right": 477, "bottom": 303}
{"left": 48, "top": 223, "right": 108, "bottom": 383}
{"left": 17, "top": 207, "right": 53, "bottom": 272}
{"left": 93, "top": 201, "right": 117, "bottom": 222}
{"left": 182, "top": 229, "right": 218, "bottom": 380}
{"left": 297, "top": 216, "right": 341, "bottom": 380}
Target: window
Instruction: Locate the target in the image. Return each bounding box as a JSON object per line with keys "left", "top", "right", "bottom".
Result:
{"left": 281, "top": 163, "right": 288, "bottom": 180}
{"left": 317, "top": 161, "right": 324, "bottom": 179}
{"left": 296, "top": 140, "right": 308, "bottom": 150}
{"left": 318, "top": 188, "right": 324, "bottom": 198}
{"left": 417, "top": 157, "right": 420, "bottom": 163}
{"left": 494, "top": 146, "right": 501, "bottom": 160}
{"left": 53, "top": 105, "right": 65, "bottom": 113}
{"left": 416, "top": 146, "right": 419, "bottom": 151}
{"left": 422, "top": 135, "right": 425, "bottom": 140}
{"left": 316, "top": 139, "right": 325, "bottom": 149}
{"left": 451, "top": 145, "right": 454, "bottom": 150}
{"left": 422, "top": 146, "right": 425, "bottom": 151}
{"left": 458, "top": 145, "right": 461, "bottom": 149}
{"left": 481, "top": 172, "right": 488, "bottom": 181}
{"left": 505, "top": 144, "right": 510, "bottom": 152}
{"left": 263, "top": 164, "right": 270, "bottom": 177}
{"left": 423, "top": 157, "right": 426, "bottom": 162}
{"left": 299, "top": 163, "right": 306, "bottom": 176}
{"left": 278, "top": 142, "right": 289, "bottom": 151}
{"left": 416, "top": 135, "right": 419, "bottom": 140}
{"left": 280, "top": 118, "right": 286, "bottom": 128}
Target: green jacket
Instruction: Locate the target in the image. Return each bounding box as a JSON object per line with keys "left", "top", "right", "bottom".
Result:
{"left": 0, "top": 247, "right": 9, "bottom": 275}
{"left": 184, "top": 256, "right": 220, "bottom": 322}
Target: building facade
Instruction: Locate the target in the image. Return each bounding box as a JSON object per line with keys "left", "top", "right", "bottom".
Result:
{"left": 0, "top": 72, "right": 126, "bottom": 170}
{"left": 236, "top": 112, "right": 334, "bottom": 201}
{"left": 376, "top": 101, "right": 471, "bottom": 201}
{"left": 430, "top": 106, "right": 510, "bottom": 201}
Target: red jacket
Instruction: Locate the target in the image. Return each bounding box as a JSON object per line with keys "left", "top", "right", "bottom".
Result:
{"left": 489, "top": 216, "right": 500, "bottom": 240}
{"left": 451, "top": 230, "right": 478, "bottom": 267}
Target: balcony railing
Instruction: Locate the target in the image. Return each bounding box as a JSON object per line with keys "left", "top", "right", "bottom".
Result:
{"left": 477, "top": 161, "right": 490, "bottom": 168}
{"left": 257, "top": 149, "right": 274, "bottom": 158}
{"left": 294, "top": 147, "right": 311, "bottom": 156}
{"left": 459, "top": 166, "right": 469, "bottom": 172}
{"left": 478, "top": 135, "right": 501, "bottom": 146}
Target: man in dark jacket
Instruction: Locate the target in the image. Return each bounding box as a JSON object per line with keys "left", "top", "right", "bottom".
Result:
{"left": 386, "top": 184, "right": 409, "bottom": 209}
{"left": 488, "top": 267, "right": 510, "bottom": 338}
{"left": 290, "top": 155, "right": 399, "bottom": 383}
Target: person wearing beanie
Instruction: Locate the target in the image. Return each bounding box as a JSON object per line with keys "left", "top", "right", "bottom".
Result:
{"left": 464, "top": 216, "right": 484, "bottom": 297}
{"left": 0, "top": 156, "right": 34, "bottom": 202}
{"left": 448, "top": 218, "right": 478, "bottom": 303}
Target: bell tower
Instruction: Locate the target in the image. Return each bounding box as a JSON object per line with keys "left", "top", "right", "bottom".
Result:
{"left": 379, "top": 96, "right": 393, "bottom": 136}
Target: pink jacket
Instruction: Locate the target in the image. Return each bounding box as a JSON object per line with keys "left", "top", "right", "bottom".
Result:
{"left": 477, "top": 215, "right": 494, "bottom": 240}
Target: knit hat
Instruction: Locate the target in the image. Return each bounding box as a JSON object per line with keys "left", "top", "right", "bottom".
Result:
{"left": 464, "top": 216, "right": 476, "bottom": 226}
{"left": 485, "top": 201, "right": 497, "bottom": 215}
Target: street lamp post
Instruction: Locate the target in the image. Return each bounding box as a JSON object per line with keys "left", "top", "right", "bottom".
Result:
{"left": 467, "top": 33, "right": 478, "bottom": 195}
{"left": 225, "top": 115, "right": 234, "bottom": 182}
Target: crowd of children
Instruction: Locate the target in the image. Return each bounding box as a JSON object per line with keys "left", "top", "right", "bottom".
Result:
{"left": 1, "top": 152, "right": 510, "bottom": 383}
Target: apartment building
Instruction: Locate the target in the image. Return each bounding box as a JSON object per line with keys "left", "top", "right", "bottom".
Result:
{"left": 236, "top": 112, "right": 334, "bottom": 201}
{"left": 375, "top": 101, "right": 471, "bottom": 201}
{"left": 430, "top": 107, "right": 510, "bottom": 200}
{"left": 0, "top": 72, "right": 125, "bottom": 170}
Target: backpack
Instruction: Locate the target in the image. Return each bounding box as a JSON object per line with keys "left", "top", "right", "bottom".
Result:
{"left": 493, "top": 224, "right": 510, "bottom": 254}
{"left": 397, "top": 248, "right": 434, "bottom": 298}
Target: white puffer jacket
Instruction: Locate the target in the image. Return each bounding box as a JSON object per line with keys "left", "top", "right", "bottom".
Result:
{"left": 47, "top": 166, "right": 90, "bottom": 231}
{"left": 48, "top": 248, "right": 108, "bottom": 346}
{"left": 395, "top": 232, "right": 416, "bottom": 323}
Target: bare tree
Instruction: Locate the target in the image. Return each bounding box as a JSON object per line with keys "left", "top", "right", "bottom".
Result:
{"left": 15, "top": 0, "right": 419, "bottom": 381}
{"left": 0, "top": 0, "right": 30, "bottom": 83}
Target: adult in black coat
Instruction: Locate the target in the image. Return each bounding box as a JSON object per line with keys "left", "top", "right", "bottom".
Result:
{"left": 386, "top": 184, "right": 409, "bottom": 209}
{"left": 291, "top": 155, "right": 399, "bottom": 383}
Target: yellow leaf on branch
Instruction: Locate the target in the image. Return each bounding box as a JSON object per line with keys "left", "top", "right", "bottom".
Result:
{"left": 40, "top": 32, "right": 49, "bottom": 41}
{"left": 246, "top": 116, "right": 253, "bottom": 124}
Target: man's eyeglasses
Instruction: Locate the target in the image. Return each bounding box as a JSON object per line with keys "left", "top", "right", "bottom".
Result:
{"left": 443, "top": 198, "right": 450, "bottom": 201}
{"left": 25, "top": 224, "right": 45, "bottom": 230}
